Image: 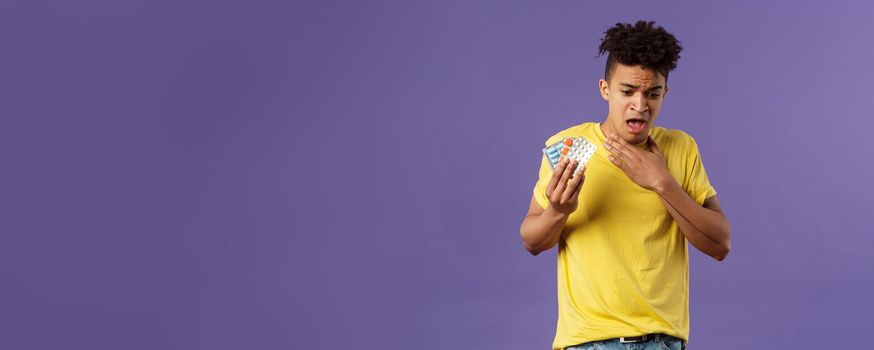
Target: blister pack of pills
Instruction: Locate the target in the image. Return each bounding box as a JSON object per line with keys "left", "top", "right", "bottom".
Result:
{"left": 542, "top": 136, "right": 597, "bottom": 175}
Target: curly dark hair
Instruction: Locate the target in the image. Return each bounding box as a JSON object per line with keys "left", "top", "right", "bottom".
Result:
{"left": 598, "top": 21, "right": 682, "bottom": 81}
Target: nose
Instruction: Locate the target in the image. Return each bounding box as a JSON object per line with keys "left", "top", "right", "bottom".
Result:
{"left": 630, "top": 93, "right": 648, "bottom": 113}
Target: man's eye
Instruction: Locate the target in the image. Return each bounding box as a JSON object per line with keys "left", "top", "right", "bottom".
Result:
{"left": 622, "top": 91, "right": 632, "bottom": 95}
{"left": 648, "top": 93, "right": 661, "bottom": 98}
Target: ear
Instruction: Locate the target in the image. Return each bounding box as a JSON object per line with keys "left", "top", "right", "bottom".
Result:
{"left": 663, "top": 85, "right": 669, "bottom": 99}
{"left": 598, "top": 79, "right": 609, "bottom": 101}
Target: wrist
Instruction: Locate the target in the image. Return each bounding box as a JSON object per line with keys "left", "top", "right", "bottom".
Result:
{"left": 543, "top": 206, "right": 571, "bottom": 221}
{"left": 652, "top": 175, "right": 678, "bottom": 195}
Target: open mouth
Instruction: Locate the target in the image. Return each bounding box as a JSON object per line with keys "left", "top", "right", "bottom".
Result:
{"left": 625, "top": 118, "right": 648, "bottom": 134}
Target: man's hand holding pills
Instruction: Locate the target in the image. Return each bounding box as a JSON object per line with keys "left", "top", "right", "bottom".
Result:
{"left": 545, "top": 157, "right": 587, "bottom": 215}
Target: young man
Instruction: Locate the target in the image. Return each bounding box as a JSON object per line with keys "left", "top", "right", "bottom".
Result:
{"left": 519, "top": 21, "right": 731, "bottom": 350}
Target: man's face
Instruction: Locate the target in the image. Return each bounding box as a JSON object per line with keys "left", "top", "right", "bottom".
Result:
{"left": 598, "top": 64, "right": 668, "bottom": 146}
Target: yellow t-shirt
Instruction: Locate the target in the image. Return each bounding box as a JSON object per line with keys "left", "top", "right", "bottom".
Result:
{"left": 532, "top": 122, "right": 717, "bottom": 350}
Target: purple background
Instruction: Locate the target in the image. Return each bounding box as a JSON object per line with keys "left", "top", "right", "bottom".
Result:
{"left": 2, "top": 0, "right": 873, "bottom": 349}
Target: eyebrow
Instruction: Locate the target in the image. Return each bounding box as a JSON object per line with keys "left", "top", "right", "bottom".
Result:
{"left": 619, "top": 83, "right": 664, "bottom": 91}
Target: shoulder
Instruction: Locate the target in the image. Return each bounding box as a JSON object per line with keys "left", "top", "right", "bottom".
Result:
{"left": 543, "top": 122, "right": 598, "bottom": 145}
{"left": 651, "top": 126, "right": 701, "bottom": 154}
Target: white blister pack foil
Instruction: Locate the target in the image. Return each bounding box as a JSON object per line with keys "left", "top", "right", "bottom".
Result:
{"left": 542, "top": 136, "right": 597, "bottom": 176}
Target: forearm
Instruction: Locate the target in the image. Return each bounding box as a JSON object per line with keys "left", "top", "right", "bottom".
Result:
{"left": 519, "top": 207, "right": 569, "bottom": 255}
{"left": 655, "top": 180, "right": 731, "bottom": 261}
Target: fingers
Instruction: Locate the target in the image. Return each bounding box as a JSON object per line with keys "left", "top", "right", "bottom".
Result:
{"left": 562, "top": 166, "right": 586, "bottom": 203}
{"left": 551, "top": 158, "right": 577, "bottom": 201}
{"left": 546, "top": 157, "right": 568, "bottom": 196}
{"left": 604, "top": 143, "right": 632, "bottom": 168}
{"left": 606, "top": 134, "right": 637, "bottom": 162}
{"left": 610, "top": 133, "right": 632, "bottom": 146}
{"left": 607, "top": 153, "right": 627, "bottom": 171}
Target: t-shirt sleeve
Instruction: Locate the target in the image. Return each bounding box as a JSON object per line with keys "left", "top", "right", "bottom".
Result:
{"left": 685, "top": 137, "right": 718, "bottom": 205}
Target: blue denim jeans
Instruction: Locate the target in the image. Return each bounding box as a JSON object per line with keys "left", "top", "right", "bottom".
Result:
{"left": 565, "top": 334, "right": 686, "bottom": 350}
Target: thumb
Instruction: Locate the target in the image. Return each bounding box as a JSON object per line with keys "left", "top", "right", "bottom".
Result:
{"left": 648, "top": 136, "right": 663, "bottom": 155}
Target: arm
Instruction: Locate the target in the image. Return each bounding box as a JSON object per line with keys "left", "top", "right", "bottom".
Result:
{"left": 519, "top": 196, "right": 570, "bottom": 255}
{"left": 604, "top": 133, "right": 731, "bottom": 261}
{"left": 519, "top": 157, "right": 586, "bottom": 256}
{"left": 656, "top": 184, "right": 731, "bottom": 261}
